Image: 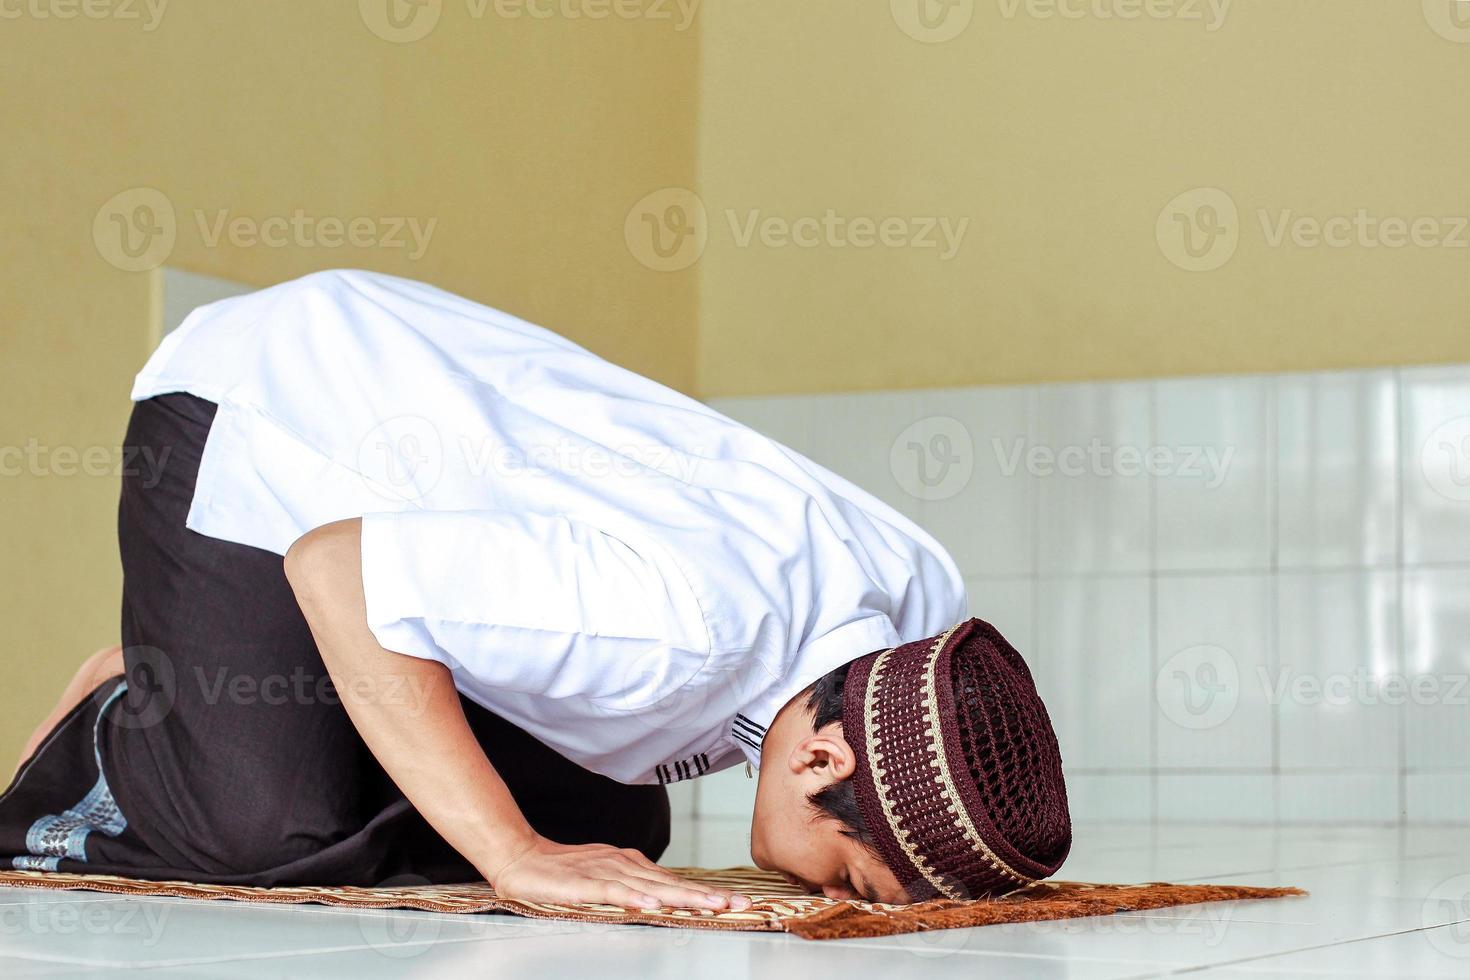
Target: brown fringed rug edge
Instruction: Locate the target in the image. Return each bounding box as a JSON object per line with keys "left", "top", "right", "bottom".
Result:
{"left": 783, "top": 881, "right": 1309, "bottom": 941}
{"left": 0, "top": 870, "right": 1305, "bottom": 941}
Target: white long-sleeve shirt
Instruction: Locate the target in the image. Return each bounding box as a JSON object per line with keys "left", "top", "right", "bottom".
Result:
{"left": 131, "top": 269, "right": 966, "bottom": 785}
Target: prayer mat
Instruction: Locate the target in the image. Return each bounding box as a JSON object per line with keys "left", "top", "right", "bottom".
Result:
{"left": 0, "top": 867, "right": 1303, "bottom": 941}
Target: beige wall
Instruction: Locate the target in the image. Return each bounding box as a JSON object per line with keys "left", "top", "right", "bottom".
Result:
{"left": 695, "top": 1, "right": 1470, "bottom": 396}
{"left": 0, "top": 3, "right": 700, "bottom": 763}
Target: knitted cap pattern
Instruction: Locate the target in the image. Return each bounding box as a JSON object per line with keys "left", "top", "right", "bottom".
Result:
{"left": 841, "top": 618, "right": 1072, "bottom": 901}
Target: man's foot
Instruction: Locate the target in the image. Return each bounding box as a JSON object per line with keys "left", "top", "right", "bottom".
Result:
{"left": 76, "top": 644, "right": 126, "bottom": 689}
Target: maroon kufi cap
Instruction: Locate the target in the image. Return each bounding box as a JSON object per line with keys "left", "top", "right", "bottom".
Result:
{"left": 841, "top": 618, "right": 1071, "bottom": 901}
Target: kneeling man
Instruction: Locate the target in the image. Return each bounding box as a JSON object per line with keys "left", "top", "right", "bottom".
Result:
{"left": 5, "top": 270, "right": 1070, "bottom": 909}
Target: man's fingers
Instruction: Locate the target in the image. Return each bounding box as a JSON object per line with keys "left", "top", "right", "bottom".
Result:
{"left": 595, "top": 880, "right": 662, "bottom": 910}
{"left": 619, "top": 854, "right": 706, "bottom": 886}
{"left": 617, "top": 874, "right": 742, "bottom": 910}
{"left": 496, "top": 842, "right": 755, "bottom": 911}
{"left": 616, "top": 852, "right": 750, "bottom": 908}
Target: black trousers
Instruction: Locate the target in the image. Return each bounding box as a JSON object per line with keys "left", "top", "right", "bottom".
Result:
{"left": 0, "top": 393, "right": 668, "bottom": 886}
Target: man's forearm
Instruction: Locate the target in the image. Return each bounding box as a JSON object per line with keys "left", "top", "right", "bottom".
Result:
{"left": 283, "top": 518, "right": 747, "bottom": 911}
{"left": 284, "top": 518, "right": 535, "bottom": 884}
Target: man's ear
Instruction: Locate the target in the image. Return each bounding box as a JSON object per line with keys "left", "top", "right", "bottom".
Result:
{"left": 787, "top": 720, "right": 858, "bottom": 781}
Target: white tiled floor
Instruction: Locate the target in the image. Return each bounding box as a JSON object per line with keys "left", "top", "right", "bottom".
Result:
{"left": 3, "top": 821, "right": 1467, "bottom": 977}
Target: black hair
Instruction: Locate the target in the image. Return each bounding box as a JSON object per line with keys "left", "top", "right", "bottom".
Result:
{"left": 803, "top": 660, "right": 876, "bottom": 849}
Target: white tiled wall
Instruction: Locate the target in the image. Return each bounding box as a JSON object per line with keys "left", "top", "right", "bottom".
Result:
{"left": 1035, "top": 382, "right": 1151, "bottom": 574}
{"left": 694, "top": 365, "right": 1470, "bottom": 826}
{"left": 160, "top": 267, "right": 254, "bottom": 338}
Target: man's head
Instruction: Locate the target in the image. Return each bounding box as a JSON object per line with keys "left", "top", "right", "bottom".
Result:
{"left": 748, "top": 619, "right": 1071, "bottom": 904}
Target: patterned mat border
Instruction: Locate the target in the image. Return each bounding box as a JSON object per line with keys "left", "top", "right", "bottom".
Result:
{"left": 0, "top": 867, "right": 1306, "bottom": 941}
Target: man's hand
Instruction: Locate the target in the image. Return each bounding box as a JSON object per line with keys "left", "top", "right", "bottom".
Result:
{"left": 493, "top": 837, "right": 751, "bottom": 911}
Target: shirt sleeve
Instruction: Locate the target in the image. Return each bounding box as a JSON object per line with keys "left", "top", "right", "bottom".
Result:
{"left": 357, "top": 509, "right": 711, "bottom": 697}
